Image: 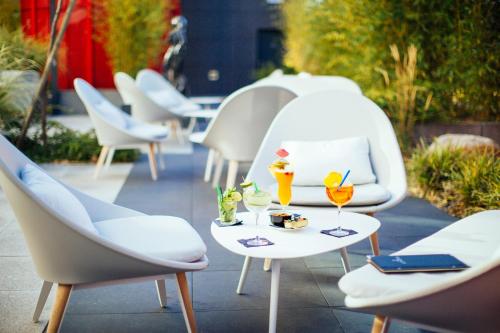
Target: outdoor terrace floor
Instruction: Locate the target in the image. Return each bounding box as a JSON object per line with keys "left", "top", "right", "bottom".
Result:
{"left": 1, "top": 143, "right": 456, "bottom": 332}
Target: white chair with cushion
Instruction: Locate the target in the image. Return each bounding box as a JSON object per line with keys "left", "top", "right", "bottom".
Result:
{"left": 189, "top": 85, "right": 297, "bottom": 189}
{"left": 114, "top": 72, "right": 186, "bottom": 144}
{"left": 136, "top": 69, "right": 201, "bottom": 115}
{"left": 338, "top": 210, "right": 500, "bottom": 332}
{"left": 246, "top": 90, "right": 406, "bottom": 270}
{"left": 74, "top": 78, "right": 167, "bottom": 180}
{"left": 0, "top": 134, "right": 208, "bottom": 333}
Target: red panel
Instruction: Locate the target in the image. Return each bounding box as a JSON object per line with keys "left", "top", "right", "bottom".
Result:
{"left": 20, "top": 0, "right": 180, "bottom": 90}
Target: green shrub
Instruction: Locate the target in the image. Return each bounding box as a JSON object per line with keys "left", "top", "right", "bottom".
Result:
{"left": 408, "top": 143, "right": 499, "bottom": 217}
{"left": 4, "top": 122, "right": 139, "bottom": 163}
{"left": 94, "top": 0, "right": 169, "bottom": 76}
{"left": 282, "top": 0, "right": 499, "bottom": 122}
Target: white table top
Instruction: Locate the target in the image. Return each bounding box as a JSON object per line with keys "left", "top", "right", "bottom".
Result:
{"left": 211, "top": 210, "right": 380, "bottom": 260}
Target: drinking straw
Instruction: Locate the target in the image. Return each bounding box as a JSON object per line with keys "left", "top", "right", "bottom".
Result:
{"left": 254, "top": 182, "right": 260, "bottom": 193}
{"left": 337, "top": 170, "right": 351, "bottom": 189}
{"left": 216, "top": 186, "right": 223, "bottom": 203}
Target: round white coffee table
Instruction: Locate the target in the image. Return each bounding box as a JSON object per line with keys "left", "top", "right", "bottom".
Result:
{"left": 211, "top": 210, "right": 380, "bottom": 333}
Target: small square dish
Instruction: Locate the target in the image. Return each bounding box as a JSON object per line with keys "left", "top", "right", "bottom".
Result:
{"left": 269, "top": 212, "right": 308, "bottom": 230}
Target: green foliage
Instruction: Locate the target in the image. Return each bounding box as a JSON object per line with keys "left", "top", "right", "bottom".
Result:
{"left": 0, "top": 27, "right": 46, "bottom": 70}
{"left": 408, "top": 143, "right": 499, "bottom": 217}
{"left": 282, "top": 0, "right": 499, "bottom": 122}
{"left": 253, "top": 62, "right": 297, "bottom": 80}
{"left": 0, "top": 0, "right": 21, "bottom": 32}
{"left": 94, "top": 0, "right": 169, "bottom": 76}
{"left": 4, "top": 122, "right": 139, "bottom": 163}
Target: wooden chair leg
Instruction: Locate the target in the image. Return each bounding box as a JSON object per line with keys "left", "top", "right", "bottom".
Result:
{"left": 155, "top": 279, "right": 167, "bottom": 308}
{"left": 263, "top": 258, "right": 272, "bottom": 271}
{"left": 94, "top": 146, "right": 109, "bottom": 179}
{"left": 47, "top": 284, "right": 72, "bottom": 333}
{"left": 176, "top": 272, "right": 197, "bottom": 333}
{"left": 371, "top": 315, "right": 390, "bottom": 333}
{"left": 366, "top": 213, "right": 381, "bottom": 256}
{"left": 147, "top": 143, "right": 158, "bottom": 181}
{"left": 33, "top": 280, "right": 53, "bottom": 322}
{"left": 226, "top": 160, "right": 239, "bottom": 189}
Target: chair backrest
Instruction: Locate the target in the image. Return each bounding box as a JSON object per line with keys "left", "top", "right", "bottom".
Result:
{"left": 254, "top": 75, "right": 363, "bottom": 96}
{"left": 202, "top": 85, "right": 297, "bottom": 161}
{"left": 114, "top": 72, "right": 177, "bottom": 122}
{"left": 246, "top": 90, "right": 406, "bottom": 198}
{"left": 136, "top": 69, "right": 185, "bottom": 105}
{"left": 74, "top": 78, "right": 133, "bottom": 145}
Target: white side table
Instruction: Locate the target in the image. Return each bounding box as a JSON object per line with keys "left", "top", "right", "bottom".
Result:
{"left": 211, "top": 210, "right": 380, "bottom": 333}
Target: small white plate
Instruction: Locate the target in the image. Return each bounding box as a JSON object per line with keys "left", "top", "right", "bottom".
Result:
{"left": 268, "top": 224, "right": 307, "bottom": 231}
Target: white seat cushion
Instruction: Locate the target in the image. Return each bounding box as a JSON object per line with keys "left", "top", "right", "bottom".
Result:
{"left": 282, "top": 137, "right": 376, "bottom": 185}
{"left": 128, "top": 124, "right": 168, "bottom": 140}
{"left": 270, "top": 183, "right": 391, "bottom": 206}
{"left": 171, "top": 102, "right": 201, "bottom": 115}
{"left": 94, "top": 216, "right": 207, "bottom": 263}
{"left": 20, "top": 164, "right": 97, "bottom": 234}
{"left": 339, "top": 210, "right": 500, "bottom": 299}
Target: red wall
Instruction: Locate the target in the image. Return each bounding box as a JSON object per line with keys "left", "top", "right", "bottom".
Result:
{"left": 20, "top": 0, "right": 180, "bottom": 90}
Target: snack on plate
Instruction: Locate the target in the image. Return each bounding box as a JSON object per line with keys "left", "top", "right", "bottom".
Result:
{"left": 269, "top": 212, "right": 308, "bottom": 229}
{"left": 284, "top": 217, "right": 309, "bottom": 229}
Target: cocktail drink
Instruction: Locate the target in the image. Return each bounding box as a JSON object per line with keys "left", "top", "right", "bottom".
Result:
{"left": 273, "top": 168, "right": 294, "bottom": 208}
{"left": 242, "top": 184, "right": 272, "bottom": 246}
{"left": 217, "top": 187, "right": 242, "bottom": 223}
{"left": 324, "top": 171, "right": 354, "bottom": 237}
{"left": 268, "top": 148, "right": 294, "bottom": 211}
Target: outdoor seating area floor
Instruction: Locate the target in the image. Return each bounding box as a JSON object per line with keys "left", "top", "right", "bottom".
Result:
{"left": 4, "top": 145, "right": 456, "bottom": 333}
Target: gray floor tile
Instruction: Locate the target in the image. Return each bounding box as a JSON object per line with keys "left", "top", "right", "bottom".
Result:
{"left": 310, "top": 267, "right": 347, "bottom": 307}
{"left": 0, "top": 257, "right": 41, "bottom": 291}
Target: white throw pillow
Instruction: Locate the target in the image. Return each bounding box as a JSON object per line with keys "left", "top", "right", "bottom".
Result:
{"left": 20, "top": 164, "right": 98, "bottom": 234}
{"left": 281, "top": 137, "right": 376, "bottom": 185}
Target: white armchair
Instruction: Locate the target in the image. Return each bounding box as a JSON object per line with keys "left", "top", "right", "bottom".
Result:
{"left": 0, "top": 134, "right": 208, "bottom": 332}
{"left": 114, "top": 72, "right": 185, "bottom": 143}
{"left": 246, "top": 90, "right": 406, "bottom": 263}
{"left": 338, "top": 210, "right": 500, "bottom": 333}
{"left": 189, "top": 85, "right": 297, "bottom": 189}
{"left": 74, "top": 78, "right": 167, "bottom": 180}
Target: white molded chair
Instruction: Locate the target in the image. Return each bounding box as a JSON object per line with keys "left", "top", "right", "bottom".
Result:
{"left": 246, "top": 90, "right": 407, "bottom": 261}
{"left": 136, "top": 69, "right": 201, "bottom": 115}
{"left": 339, "top": 210, "right": 500, "bottom": 333}
{"left": 0, "top": 134, "right": 208, "bottom": 333}
{"left": 74, "top": 78, "right": 167, "bottom": 180}
{"left": 114, "top": 72, "right": 184, "bottom": 143}
{"left": 189, "top": 85, "right": 297, "bottom": 189}
{"left": 253, "top": 74, "right": 363, "bottom": 96}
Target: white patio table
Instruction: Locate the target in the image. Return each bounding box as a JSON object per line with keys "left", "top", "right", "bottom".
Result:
{"left": 211, "top": 210, "right": 380, "bottom": 333}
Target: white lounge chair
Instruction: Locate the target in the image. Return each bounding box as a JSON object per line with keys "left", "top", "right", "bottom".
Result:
{"left": 0, "top": 134, "right": 208, "bottom": 333}
{"left": 136, "top": 68, "right": 201, "bottom": 115}
{"left": 74, "top": 78, "right": 167, "bottom": 180}
{"left": 114, "top": 72, "right": 184, "bottom": 143}
{"left": 338, "top": 210, "right": 500, "bottom": 332}
{"left": 189, "top": 85, "right": 297, "bottom": 189}
{"left": 246, "top": 90, "right": 406, "bottom": 263}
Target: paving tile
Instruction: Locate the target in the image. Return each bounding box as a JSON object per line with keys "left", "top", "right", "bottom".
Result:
{"left": 66, "top": 275, "right": 190, "bottom": 315}
{"left": 310, "top": 267, "right": 348, "bottom": 307}
{"left": 0, "top": 221, "right": 30, "bottom": 256}
{"left": 193, "top": 269, "right": 327, "bottom": 311}
{"left": 61, "top": 312, "right": 187, "bottom": 333}
{"left": 0, "top": 257, "right": 42, "bottom": 291}
{"left": 0, "top": 290, "right": 54, "bottom": 333}
{"left": 197, "top": 307, "right": 342, "bottom": 333}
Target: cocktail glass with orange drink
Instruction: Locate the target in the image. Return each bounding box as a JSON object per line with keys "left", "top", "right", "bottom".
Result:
{"left": 324, "top": 170, "right": 354, "bottom": 237}
{"left": 268, "top": 149, "right": 294, "bottom": 211}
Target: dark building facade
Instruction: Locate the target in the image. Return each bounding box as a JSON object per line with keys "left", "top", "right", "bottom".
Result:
{"left": 182, "top": 0, "right": 283, "bottom": 96}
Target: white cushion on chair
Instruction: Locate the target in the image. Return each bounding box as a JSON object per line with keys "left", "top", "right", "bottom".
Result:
{"left": 94, "top": 215, "right": 207, "bottom": 263}
{"left": 20, "top": 164, "right": 97, "bottom": 234}
{"left": 281, "top": 137, "right": 376, "bottom": 185}
{"left": 270, "top": 183, "right": 391, "bottom": 206}
{"left": 127, "top": 124, "right": 168, "bottom": 140}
